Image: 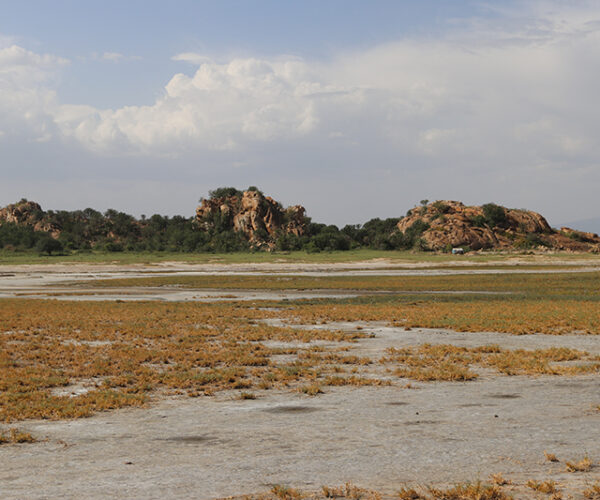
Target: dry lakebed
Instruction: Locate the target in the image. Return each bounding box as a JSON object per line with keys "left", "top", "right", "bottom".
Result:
{"left": 1, "top": 257, "right": 599, "bottom": 499}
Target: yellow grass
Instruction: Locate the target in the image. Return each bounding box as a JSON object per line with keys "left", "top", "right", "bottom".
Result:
{"left": 381, "top": 344, "right": 598, "bottom": 381}
{"left": 526, "top": 480, "right": 557, "bottom": 494}
{"left": 565, "top": 456, "right": 593, "bottom": 472}
{"left": 583, "top": 483, "right": 600, "bottom": 499}
{"left": 0, "top": 427, "right": 36, "bottom": 444}
{"left": 0, "top": 298, "right": 376, "bottom": 422}
{"left": 220, "top": 481, "right": 512, "bottom": 499}
{"left": 2, "top": 291, "right": 599, "bottom": 422}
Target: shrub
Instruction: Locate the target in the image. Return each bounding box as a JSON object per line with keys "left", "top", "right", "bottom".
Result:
{"left": 35, "top": 236, "right": 63, "bottom": 255}
{"left": 104, "top": 241, "right": 124, "bottom": 252}
{"left": 207, "top": 187, "right": 242, "bottom": 199}
{"left": 470, "top": 215, "right": 487, "bottom": 227}
{"left": 482, "top": 203, "right": 507, "bottom": 227}
{"left": 432, "top": 201, "right": 450, "bottom": 213}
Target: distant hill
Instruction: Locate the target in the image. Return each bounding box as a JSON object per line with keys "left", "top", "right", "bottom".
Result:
{"left": 1, "top": 194, "right": 599, "bottom": 253}
{"left": 398, "top": 200, "right": 600, "bottom": 252}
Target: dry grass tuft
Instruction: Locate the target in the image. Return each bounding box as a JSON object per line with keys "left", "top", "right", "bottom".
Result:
{"left": 490, "top": 474, "right": 511, "bottom": 486}
{"left": 0, "top": 428, "right": 36, "bottom": 444}
{"left": 270, "top": 485, "right": 304, "bottom": 499}
{"left": 321, "top": 483, "right": 381, "bottom": 499}
{"left": 526, "top": 480, "right": 557, "bottom": 494}
{"left": 397, "top": 487, "right": 427, "bottom": 499}
{"left": 583, "top": 483, "right": 600, "bottom": 499}
{"left": 300, "top": 384, "right": 324, "bottom": 396}
{"left": 239, "top": 392, "right": 257, "bottom": 400}
{"left": 565, "top": 456, "right": 593, "bottom": 472}
{"left": 544, "top": 451, "right": 559, "bottom": 463}
{"left": 427, "top": 481, "right": 511, "bottom": 499}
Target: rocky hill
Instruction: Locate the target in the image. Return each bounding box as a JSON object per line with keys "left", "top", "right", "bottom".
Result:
{"left": 0, "top": 199, "right": 61, "bottom": 237}
{"left": 397, "top": 200, "right": 600, "bottom": 252}
{"left": 196, "top": 188, "right": 307, "bottom": 249}
{"left": 1, "top": 194, "right": 598, "bottom": 254}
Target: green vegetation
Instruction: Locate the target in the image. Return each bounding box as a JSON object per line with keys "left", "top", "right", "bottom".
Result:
{"left": 82, "top": 268, "right": 599, "bottom": 295}
{"left": 482, "top": 203, "right": 508, "bottom": 228}
{"left": 0, "top": 194, "right": 417, "bottom": 254}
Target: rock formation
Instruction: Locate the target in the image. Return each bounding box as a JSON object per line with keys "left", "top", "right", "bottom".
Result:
{"left": 397, "top": 200, "right": 600, "bottom": 252}
{"left": 0, "top": 199, "right": 60, "bottom": 237}
{"left": 196, "top": 189, "right": 307, "bottom": 248}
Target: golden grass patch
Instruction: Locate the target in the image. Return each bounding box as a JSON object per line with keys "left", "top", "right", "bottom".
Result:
{"left": 0, "top": 299, "right": 375, "bottom": 422}
{"left": 526, "top": 480, "right": 557, "bottom": 494}
{"left": 0, "top": 427, "right": 36, "bottom": 444}
{"left": 565, "top": 456, "right": 593, "bottom": 472}
{"left": 583, "top": 483, "right": 600, "bottom": 499}
{"left": 381, "top": 344, "right": 597, "bottom": 381}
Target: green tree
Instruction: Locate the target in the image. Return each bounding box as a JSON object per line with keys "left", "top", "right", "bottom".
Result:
{"left": 35, "top": 237, "right": 63, "bottom": 255}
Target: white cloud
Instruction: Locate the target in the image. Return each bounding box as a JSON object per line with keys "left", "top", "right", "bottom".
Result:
{"left": 55, "top": 57, "right": 335, "bottom": 153}
{"left": 43, "top": 1, "right": 599, "bottom": 168}
{"left": 2, "top": 1, "right": 600, "bottom": 224}
{"left": 3, "top": 3, "right": 600, "bottom": 166}
{"left": 101, "top": 51, "right": 125, "bottom": 62}
{"left": 0, "top": 45, "right": 68, "bottom": 143}
{"left": 0, "top": 44, "right": 68, "bottom": 84}
{"left": 172, "top": 52, "right": 213, "bottom": 65}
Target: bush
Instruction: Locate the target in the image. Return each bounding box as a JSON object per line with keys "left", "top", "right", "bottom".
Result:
{"left": 104, "top": 241, "right": 124, "bottom": 252}
{"left": 432, "top": 201, "right": 450, "bottom": 214}
{"left": 208, "top": 187, "right": 243, "bottom": 199}
{"left": 35, "top": 237, "right": 63, "bottom": 255}
{"left": 469, "top": 215, "right": 487, "bottom": 227}
{"left": 482, "top": 203, "right": 507, "bottom": 227}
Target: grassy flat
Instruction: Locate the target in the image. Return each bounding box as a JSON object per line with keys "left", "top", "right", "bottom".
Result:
{"left": 2, "top": 248, "right": 600, "bottom": 265}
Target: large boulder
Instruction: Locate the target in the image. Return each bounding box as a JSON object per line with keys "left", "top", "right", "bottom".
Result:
{"left": 0, "top": 199, "right": 60, "bottom": 237}
{"left": 396, "top": 200, "right": 600, "bottom": 252}
{"left": 196, "top": 189, "right": 307, "bottom": 248}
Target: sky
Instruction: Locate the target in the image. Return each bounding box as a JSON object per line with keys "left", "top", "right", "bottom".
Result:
{"left": 1, "top": 0, "right": 599, "bottom": 228}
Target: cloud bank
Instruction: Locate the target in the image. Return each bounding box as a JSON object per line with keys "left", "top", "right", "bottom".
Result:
{"left": 1, "top": 1, "right": 600, "bottom": 224}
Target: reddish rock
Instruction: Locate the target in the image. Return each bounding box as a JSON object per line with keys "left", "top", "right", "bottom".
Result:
{"left": 196, "top": 189, "right": 307, "bottom": 248}
{"left": 396, "top": 200, "right": 600, "bottom": 252}
{"left": 0, "top": 199, "right": 60, "bottom": 237}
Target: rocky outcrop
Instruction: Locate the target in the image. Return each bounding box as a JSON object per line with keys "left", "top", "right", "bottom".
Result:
{"left": 196, "top": 189, "right": 307, "bottom": 248}
{"left": 0, "top": 199, "right": 60, "bottom": 237}
{"left": 397, "top": 200, "right": 600, "bottom": 252}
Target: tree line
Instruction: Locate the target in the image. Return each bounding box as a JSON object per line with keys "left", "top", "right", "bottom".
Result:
{"left": 0, "top": 197, "right": 433, "bottom": 255}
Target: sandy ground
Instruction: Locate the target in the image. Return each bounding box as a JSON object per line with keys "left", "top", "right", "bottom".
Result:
{"left": 2, "top": 378, "right": 599, "bottom": 499}
{"left": 1, "top": 259, "right": 599, "bottom": 301}
{"left": 1, "top": 323, "right": 599, "bottom": 499}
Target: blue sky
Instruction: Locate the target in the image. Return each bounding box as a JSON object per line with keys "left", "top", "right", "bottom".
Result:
{"left": 3, "top": 1, "right": 483, "bottom": 107}
{"left": 1, "top": 1, "right": 599, "bottom": 228}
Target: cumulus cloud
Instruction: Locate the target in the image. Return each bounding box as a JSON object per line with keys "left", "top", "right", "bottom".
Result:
{"left": 43, "top": 0, "right": 600, "bottom": 171}
{"left": 2, "top": 1, "right": 600, "bottom": 223}
{"left": 54, "top": 57, "right": 334, "bottom": 153}
{"left": 0, "top": 44, "right": 68, "bottom": 143}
